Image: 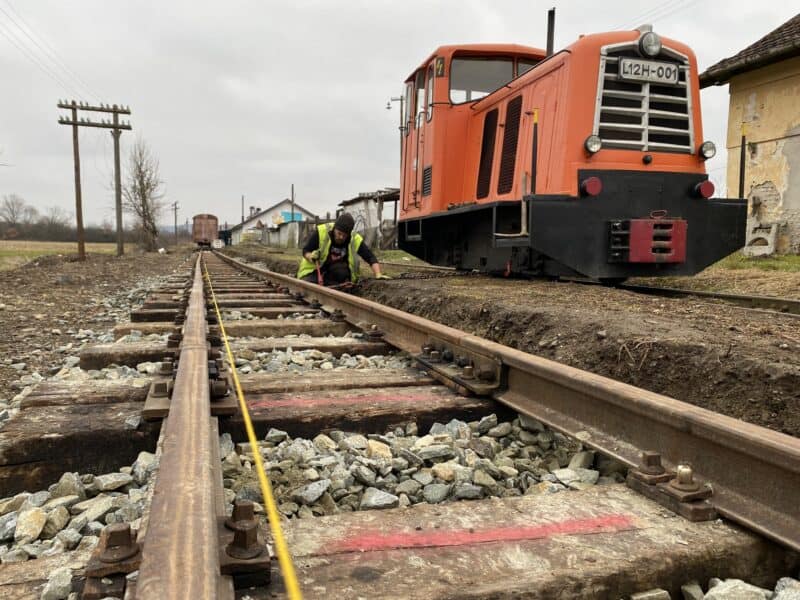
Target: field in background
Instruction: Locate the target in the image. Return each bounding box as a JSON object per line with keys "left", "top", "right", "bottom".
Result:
{"left": 0, "top": 240, "right": 116, "bottom": 270}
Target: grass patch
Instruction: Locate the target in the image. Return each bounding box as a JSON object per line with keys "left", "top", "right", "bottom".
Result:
{"left": 0, "top": 240, "right": 116, "bottom": 270}
{"left": 711, "top": 252, "right": 800, "bottom": 273}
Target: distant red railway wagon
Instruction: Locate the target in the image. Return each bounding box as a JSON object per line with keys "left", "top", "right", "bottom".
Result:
{"left": 192, "top": 214, "right": 218, "bottom": 247}
{"left": 396, "top": 26, "right": 747, "bottom": 281}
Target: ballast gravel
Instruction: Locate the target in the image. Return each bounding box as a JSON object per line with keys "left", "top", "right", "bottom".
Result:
{"left": 0, "top": 451, "right": 157, "bottom": 566}
{"left": 220, "top": 412, "right": 627, "bottom": 521}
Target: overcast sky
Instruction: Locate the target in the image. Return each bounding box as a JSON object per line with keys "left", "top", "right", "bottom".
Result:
{"left": 0, "top": 1, "right": 797, "bottom": 228}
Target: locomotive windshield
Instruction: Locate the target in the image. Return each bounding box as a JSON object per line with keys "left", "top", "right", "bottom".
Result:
{"left": 450, "top": 57, "right": 513, "bottom": 103}
{"left": 450, "top": 57, "right": 540, "bottom": 104}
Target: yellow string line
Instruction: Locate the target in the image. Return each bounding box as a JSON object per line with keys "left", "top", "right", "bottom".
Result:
{"left": 202, "top": 256, "right": 303, "bottom": 600}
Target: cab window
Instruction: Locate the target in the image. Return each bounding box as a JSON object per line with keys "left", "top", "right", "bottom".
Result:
{"left": 414, "top": 69, "right": 425, "bottom": 126}
{"left": 450, "top": 57, "right": 513, "bottom": 103}
{"left": 404, "top": 81, "right": 413, "bottom": 134}
{"left": 517, "top": 59, "right": 539, "bottom": 77}
{"left": 425, "top": 64, "right": 434, "bottom": 121}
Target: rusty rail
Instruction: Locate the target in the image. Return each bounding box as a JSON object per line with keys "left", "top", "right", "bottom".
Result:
{"left": 215, "top": 250, "right": 800, "bottom": 553}
{"left": 619, "top": 283, "right": 800, "bottom": 316}
{"left": 137, "top": 254, "right": 233, "bottom": 599}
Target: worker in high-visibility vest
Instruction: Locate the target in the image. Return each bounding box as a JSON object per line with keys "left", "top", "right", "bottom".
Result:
{"left": 297, "top": 213, "right": 390, "bottom": 286}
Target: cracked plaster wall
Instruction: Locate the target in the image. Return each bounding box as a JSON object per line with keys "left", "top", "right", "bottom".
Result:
{"left": 725, "top": 56, "right": 800, "bottom": 253}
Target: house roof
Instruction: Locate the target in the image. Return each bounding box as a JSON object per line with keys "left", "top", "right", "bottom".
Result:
{"left": 700, "top": 13, "right": 800, "bottom": 87}
{"left": 229, "top": 198, "right": 316, "bottom": 233}
{"left": 339, "top": 188, "right": 400, "bottom": 207}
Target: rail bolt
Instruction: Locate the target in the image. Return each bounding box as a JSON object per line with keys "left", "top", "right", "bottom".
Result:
{"left": 309, "top": 300, "right": 322, "bottom": 309}
{"left": 461, "top": 365, "right": 475, "bottom": 379}
{"left": 639, "top": 451, "right": 665, "bottom": 476}
{"left": 330, "top": 309, "right": 345, "bottom": 322}
{"left": 429, "top": 350, "right": 441, "bottom": 363}
{"left": 99, "top": 523, "right": 139, "bottom": 563}
{"left": 421, "top": 345, "right": 432, "bottom": 357}
{"left": 367, "top": 325, "right": 385, "bottom": 341}
{"left": 442, "top": 349, "right": 454, "bottom": 362}
{"left": 158, "top": 358, "right": 174, "bottom": 376}
{"left": 226, "top": 520, "right": 263, "bottom": 560}
{"left": 669, "top": 463, "right": 702, "bottom": 493}
{"left": 210, "top": 379, "right": 229, "bottom": 398}
{"left": 225, "top": 499, "right": 255, "bottom": 530}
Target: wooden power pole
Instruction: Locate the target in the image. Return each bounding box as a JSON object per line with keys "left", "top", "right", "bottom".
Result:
{"left": 171, "top": 201, "right": 179, "bottom": 246}
{"left": 58, "top": 100, "right": 132, "bottom": 259}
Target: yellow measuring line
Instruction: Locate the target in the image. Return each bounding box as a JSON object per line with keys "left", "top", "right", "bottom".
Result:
{"left": 202, "top": 257, "right": 303, "bottom": 600}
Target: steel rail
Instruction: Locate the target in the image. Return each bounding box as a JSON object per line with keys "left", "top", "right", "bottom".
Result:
{"left": 619, "top": 283, "right": 800, "bottom": 316}
{"left": 380, "top": 260, "right": 457, "bottom": 272}
{"left": 137, "top": 254, "right": 233, "bottom": 599}
{"left": 215, "top": 250, "right": 800, "bottom": 553}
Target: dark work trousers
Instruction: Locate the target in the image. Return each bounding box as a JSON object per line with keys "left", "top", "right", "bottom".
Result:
{"left": 300, "top": 261, "right": 351, "bottom": 286}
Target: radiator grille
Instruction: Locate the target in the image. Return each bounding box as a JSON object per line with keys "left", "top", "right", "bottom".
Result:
{"left": 497, "top": 96, "right": 522, "bottom": 194}
{"left": 594, "top": 45, "right": 693, "bottom": 153}
{"left": 421, "top": 165, "right": 432, "bottom": 197}
{"left": 476, "top": 109, "right": 498, "bottom": 199}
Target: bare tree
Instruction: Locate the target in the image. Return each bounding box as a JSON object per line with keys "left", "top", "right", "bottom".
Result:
{"left": 40, "top": 206, "right": 70, "bottom": 228}
{"left": 123, "top": 138, "right": 164, "bottom": 251}
{"left": 0, "top": 194, "right": 26, "bottom": 226}
{"left": 21, "top": 205, "right": 39, "bottom": 226}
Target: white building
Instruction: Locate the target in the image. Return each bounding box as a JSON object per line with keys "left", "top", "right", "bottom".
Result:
{"left": 337, "top": 188, "right": 399, "bottom": 248}
{"left": 229, "top": 199, "right": 316, "bottom": 245}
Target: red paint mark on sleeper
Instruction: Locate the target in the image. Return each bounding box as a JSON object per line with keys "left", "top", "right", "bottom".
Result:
{"left": 248, "top": 393, "right": 436, "bottom": 410}
{"left": 324, "top": 514, "right": 635, "bottom": 554}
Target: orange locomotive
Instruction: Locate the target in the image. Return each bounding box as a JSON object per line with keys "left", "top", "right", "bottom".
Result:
{"left": 397, "top": 26, "right": 747, "bottom": 281}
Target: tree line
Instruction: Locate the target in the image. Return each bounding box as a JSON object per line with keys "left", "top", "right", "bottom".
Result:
{"left": 1, "top": 138, "right": 167, "bottom": 249}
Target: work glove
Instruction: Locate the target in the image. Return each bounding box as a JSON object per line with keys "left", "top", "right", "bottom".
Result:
{"left": 308, "top": 250, "right": 321, "bottom": 261}
{"left": 376, "top": 273, "right": 392, "bottom": 280}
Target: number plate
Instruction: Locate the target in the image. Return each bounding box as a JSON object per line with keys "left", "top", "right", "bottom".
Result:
{"left": 618, "top": 58, "right": 679, "bottom": 85}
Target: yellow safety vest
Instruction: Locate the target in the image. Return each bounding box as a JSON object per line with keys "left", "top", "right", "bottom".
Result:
{"left": 297, "top": 224, "right": 364, "bottom": 283}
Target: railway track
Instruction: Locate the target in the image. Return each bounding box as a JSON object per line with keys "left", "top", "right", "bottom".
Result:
{"left": 135, "top": 252, "right": 800, "bottom": 597}
{"left": 2, "top": 250, "right": 799, "bottom": 598}
{"left": 617, "top": 282, "right": 800, "bottom": 316}
{"left": 381, "top": 259, "right": 799, "bottom": 316}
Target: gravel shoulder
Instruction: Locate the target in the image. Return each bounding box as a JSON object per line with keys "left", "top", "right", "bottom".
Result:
{"left": 223, "top": 246, "right": 800, "bottom": 437}
{"left": 0, "top": 251, "right": 191, "bottom": 410}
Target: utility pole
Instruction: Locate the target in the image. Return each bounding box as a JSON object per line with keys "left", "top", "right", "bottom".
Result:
{"left": 241, "top": 195, "right": 244, "bottom": 223}
{"left": 171, "top": 201, "right": 179, "bottom": 246}
{"left": 387, "top": 96, "right": 406, "bottom": 165}
{"left": 291, "top": 184, "right": 295, "bottom": 222}
{"left": 58, "top": 100, "right": 132, "bottom": 259}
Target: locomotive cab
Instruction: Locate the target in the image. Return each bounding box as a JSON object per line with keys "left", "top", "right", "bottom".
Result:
{"left": 397, "top": 29, "right": 747, "bottom": 280}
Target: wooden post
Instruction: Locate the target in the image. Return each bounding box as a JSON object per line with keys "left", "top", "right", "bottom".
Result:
{"left": 70, "top": 102, "right": 86, "bottom": 261}
{"left": 58, "top": 101, "right": 132, "bottom": 261}
{"left": 112, "top": 110, "right": 124, "bottom": 256}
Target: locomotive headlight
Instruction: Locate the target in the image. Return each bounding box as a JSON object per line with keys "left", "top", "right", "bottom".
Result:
{"left": 584, "top": 134, "right": 602, "bottom": 154}
{"left": 638, "top": 31, "right": 662, "bottom": 57}
{"left": 699, "top": 141, "right": 716, "bottom": 160}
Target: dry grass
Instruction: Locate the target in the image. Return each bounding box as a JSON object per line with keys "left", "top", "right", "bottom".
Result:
{"left": 0, "top": 240, "right": 116, "bottom": 270}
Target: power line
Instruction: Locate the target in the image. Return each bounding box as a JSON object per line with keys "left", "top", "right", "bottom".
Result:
{"left": 615, "top": 0, "right": 685, "bottom": 30}
{"left": 646, "top": 0, "right": 701, "bottom": 28}
{"left": 1, "top": 0, "right": 102, "bottom": 101}
{"left": 0, "top": 16, "right": 85, "bottom": 99}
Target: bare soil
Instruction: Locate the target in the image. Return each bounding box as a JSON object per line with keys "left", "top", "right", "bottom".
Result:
{"left": 0, "top": 251, "right": 191, "bottom": 401}
{"left": 224, "top": 246, "right": 800, "bottom": 437}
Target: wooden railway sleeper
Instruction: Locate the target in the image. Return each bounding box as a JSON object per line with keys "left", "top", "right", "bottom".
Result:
{"left": 626, "top": 451, "right": 717, "bottom": 522}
